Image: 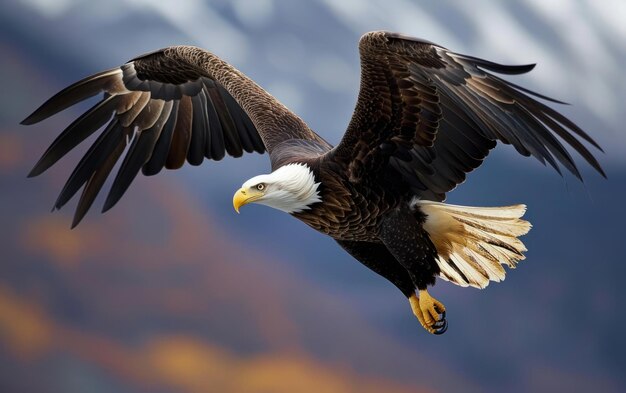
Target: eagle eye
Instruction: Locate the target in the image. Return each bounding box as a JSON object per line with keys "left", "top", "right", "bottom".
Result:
{"left": 256, "top": 183, "right": 265, "bottom": 191}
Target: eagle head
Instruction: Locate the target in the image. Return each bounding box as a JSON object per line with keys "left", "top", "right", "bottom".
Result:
{"left": 233, "top": 163, "right": 322, "bottom": 214}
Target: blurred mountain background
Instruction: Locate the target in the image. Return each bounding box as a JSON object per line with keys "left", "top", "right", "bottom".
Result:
{"left": 1, "top": 0, "right": 625, "bottom": 392}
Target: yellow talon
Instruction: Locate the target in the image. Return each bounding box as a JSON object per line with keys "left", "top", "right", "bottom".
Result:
{"left": 409, "top": 290, "right": 447, "bottom": 334}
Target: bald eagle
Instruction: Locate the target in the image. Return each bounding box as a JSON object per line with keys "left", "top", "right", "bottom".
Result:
{"left": 22, "top": 31, "right": 604, "bottom": 334}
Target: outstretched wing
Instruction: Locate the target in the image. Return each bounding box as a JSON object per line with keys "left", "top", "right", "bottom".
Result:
{"left": 331, "top": 31, "right": 605, "bottom": 200}
{"left": 22, "top": 46, "right": 327, "bottom": 226}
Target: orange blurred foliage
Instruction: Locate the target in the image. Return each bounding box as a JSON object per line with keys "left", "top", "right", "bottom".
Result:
{"left": 0, "top": 285, "right": 52, "bottom": 359}
{"left": 0, "top": 132, "right": 23, "bottom": 173}
{"left": 0, "top": 285, "right": 428, "bottom": 393}
{"left": 144, "top": 336, "right": 424, "bottom": 393}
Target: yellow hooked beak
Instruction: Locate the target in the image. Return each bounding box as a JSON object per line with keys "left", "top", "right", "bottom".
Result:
{"left": 232, "top": 187, "right": 263, "bottom": 213}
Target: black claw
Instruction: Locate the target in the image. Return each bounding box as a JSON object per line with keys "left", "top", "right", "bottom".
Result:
{"left": 432, "top": 311, "right": 447, "bottom": 335}
{"left": 433, "top": 318, "right": 448, "bottom": 335}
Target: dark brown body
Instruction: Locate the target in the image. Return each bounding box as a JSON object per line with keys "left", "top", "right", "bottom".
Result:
{"left": 295, "top": 156, "right": 406, "bottom": 242}
{"left": 278, "top": 140, "right": 441, "bottom": 295}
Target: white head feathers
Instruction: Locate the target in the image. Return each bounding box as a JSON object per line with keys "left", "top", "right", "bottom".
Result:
{"left": 241, "top": 163, "right": 322, "bottom": 213}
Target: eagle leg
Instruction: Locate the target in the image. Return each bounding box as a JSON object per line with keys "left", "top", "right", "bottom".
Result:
{"left": 409, "top": 290, "right": 447, "bottom": 334}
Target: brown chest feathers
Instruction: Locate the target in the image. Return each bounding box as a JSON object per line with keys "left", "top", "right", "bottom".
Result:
{"left": 293, "top": 168, "right": 405, "bottom": 242}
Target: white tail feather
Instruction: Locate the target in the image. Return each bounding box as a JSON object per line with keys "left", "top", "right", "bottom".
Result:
{"left": 414, "top": 200, "right": 532, "bottom": 289}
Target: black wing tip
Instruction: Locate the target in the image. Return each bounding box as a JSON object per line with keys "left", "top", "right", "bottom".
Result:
{"left": 571, "top": 166, "right": 582, "bottom": 181}
{"left": 20, "top": 115, "right": 38, "bottom": 125}
{"left": 595, "top": 143, "right": 607, "bottom": 177}
{"left": 70, "top": 209, "right": 89, "bottom": 229}
{"left": 457, "top": 52, "right": 537, "bottom": 75}
{"left": 485, "top": 61, "right": 536, "bottom": 75}
{"left": 102, "top": 185, "right": 126, "bottom": 213}
{"left": 21, "top": 67, "right": 121, "bottom": 128}
{"left": 570, "top": 165, "right": 606, "bottom": 181}
{"left": 27, "top": 156, "right": 51, "bottom": 177}
{"left": 518, "top": 63, "right": 536, "bottom": 73}
{"left": 485, "top": 62, "right": 536, "bottom": 75}
{"left": 27, "top": 166, "right": 42, "bottom": 178}
{"left": 101, "top": 197, "right": 116, "bottom": 213}
{"left": 101, "top": 173, "right": 128, "bottom": 213}
{"left": 542, "top": 95, "right": 569, "bottom": 106}
{"left": 560, "top": 155, "right": 606, "bottom": 181}
{"left": 70, "top": 217, "right": 81, "bottom": 230}
{"left": 21, "top": 107, "right": 53, "bottom": 125}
